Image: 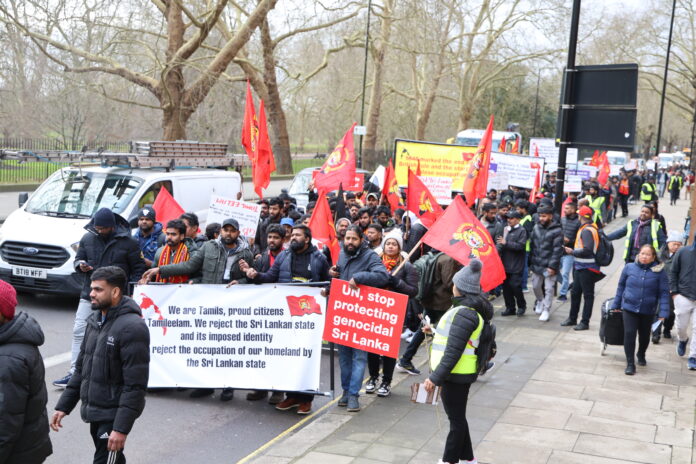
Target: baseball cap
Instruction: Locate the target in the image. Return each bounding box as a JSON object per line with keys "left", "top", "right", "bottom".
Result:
{"left": 222, "top": 218, "right": 240, "bottom": 230}
{"left": 280, "top": 217, "right": 294, "bottom": 227}
{"left": 578, "top": 205, "right": 593, "bottom": 218}
{"left": 506, "top": 211, "right": 522, "bottom": 219}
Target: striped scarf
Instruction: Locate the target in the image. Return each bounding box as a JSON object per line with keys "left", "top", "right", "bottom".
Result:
{"left": 156, "top": 243, "right": 190, "bottom": 283}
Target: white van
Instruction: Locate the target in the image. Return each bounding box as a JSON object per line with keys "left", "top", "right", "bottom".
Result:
{"left": 0, "top": 166, "right": 241, "bottom": 295}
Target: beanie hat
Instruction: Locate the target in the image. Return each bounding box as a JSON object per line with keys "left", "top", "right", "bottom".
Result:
{"left": 137, "top": 205, "right": 157, "bottom": 221}
{"left": 0, "top": 279, "right": 17, "bottom": 321}
{"left": 666, "top": 230, "right": 682, "bottom": 244}
{"left": 93, "top": 208, "right": 116, "bottom": 227}
{"left": 452, "top": 259, "right": 482, "bottom": 295}
{"left": 381, "top": 230, "right": 403, "bottom": 251}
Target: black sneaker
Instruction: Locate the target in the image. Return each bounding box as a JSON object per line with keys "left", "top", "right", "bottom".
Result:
{"left": 501, "top": 309, "right": 516, "bottom": 316}
{"left": 556, "top": 295, "right": 568, "bottom": 302}
{"left": 560, "top": 318, "right": 577, "bottom": 327}
{"left": 396, "top": 360, "right": 421, "bottom": 375}
{"left": 190, "top": 388, "right": 214, "bottom": 398}
{"left": 637, "top": 354, "right": 647, "bottom": 366}
{"left": 220, "top": 388, "right": 235, "bottom": 402}
{"left": 652, "top": 333, "right": 661, "bottom": 344}
{"left": 337, "top": 391, "right": 349, "bottom": 407}
{"left": 376, "top": 382, "right": 391, "bottom": 397}
{"left": 516, "top": 308, "right": 526, "bottom": 317}
{"left": 574, "top": 322, "right": 589, "bottom": 331}
{"left": 52, "top": 373, "right": 72, "bottom": 389}
{"left": 365, "top": 376, "right": 378, "bottom": 394}
{"left": 664, "top": 331, "right": 672, "bottom": 339}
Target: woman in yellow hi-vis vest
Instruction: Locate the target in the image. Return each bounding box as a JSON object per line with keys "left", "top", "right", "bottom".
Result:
{"left": 424, "top": 259, "right": 493, "bottom": 464}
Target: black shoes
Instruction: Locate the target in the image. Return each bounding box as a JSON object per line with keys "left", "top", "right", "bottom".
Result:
{"left": 664, "top": 331, "right": 672, "bottom": 339}
{"left": 560, "top": 318, "right": 577, "bottom": 327}
{"left": 189, "top": 388, "right": 214, "bottom": 398}
{"left": 652, "top": 333, "right": 661, "bottom": 344}
{"left": 637, "top": 354, "right": 647, "bottom": 366}
{"left": 516, "top": 308, "right": 526, "bottom": 317}
{"left": 625, "top": 363, "right": 636, "bottom": 375}
{"left": 220, "top": 388, "right": 235, "bottom": 402}
{"left": 574, "top": 322, "right": 589, "bottom": 331}
{"left": 501, "top": 309, "right": 516, "bottom": 316}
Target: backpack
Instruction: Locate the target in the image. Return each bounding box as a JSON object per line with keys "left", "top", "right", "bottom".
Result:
{"left": 475, "top": 320, "right": 497, "bottom": 375}
{"left": 594, "top": 230, "right": 614, "bottom": 267}
{"left": 413, "top": 251, "right": 443, "bottom": 303}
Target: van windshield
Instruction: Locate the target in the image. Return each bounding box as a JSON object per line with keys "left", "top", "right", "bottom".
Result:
{"left": 25, "top": 170, "right": 142, "bottom": 218}
{"left": 289, "top": 172, "right": 312, "bottom": 196}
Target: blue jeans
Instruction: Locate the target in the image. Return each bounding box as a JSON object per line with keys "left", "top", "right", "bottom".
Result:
{"left": 522, "top": 252, "right": 529, "bottom": 290}
{"left": 71, "top": 299, "right": 93, "bottom": 374}
{"left": 559, "top": 255, "right": 574, "bottom": 297}
{"left": 338, "top": 345, "right": 367, "bottom": 396}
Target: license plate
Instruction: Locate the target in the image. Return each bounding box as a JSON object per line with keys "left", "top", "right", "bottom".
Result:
{"left": 12, "top": 266, "right": 47, "bottom": 279}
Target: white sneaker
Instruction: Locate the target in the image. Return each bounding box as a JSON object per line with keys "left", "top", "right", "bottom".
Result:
{"left": 539, "top": 310, "right": 550, "bottom": 322}
{"left": 460, "top": 460, "right": 478, "bottom": 464}
{"left": 534, "top": 301, "right": 543, "bottom": 314}
{"left": 401, "top": 328, "right": 414, "bottom": 340}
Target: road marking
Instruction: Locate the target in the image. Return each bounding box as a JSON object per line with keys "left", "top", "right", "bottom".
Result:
{"left": 44, "top": 351, "right": 71, "bottom": 369}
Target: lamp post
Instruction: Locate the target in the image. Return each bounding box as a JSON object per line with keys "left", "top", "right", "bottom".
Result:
{"left": 653, "top": 0, "right": 677, "bottom": 171}
{"left": 357, "top": 0, "right": 372, "bottom": 169}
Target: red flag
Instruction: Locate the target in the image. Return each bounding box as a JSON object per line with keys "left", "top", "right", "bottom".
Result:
{"left": 533, "top": 145, "right": 540, "bottom": 157}
{"left": 308, "top": 191, "right": 340, "bottom": 265}
{"left": 597, "top": 151, "right": 610, "bottom": 185}
{"left": 529, "top": 146, "right": 542, "bottom": 202}
{"left": 314, "top": 123, "right": 357, "bottom": 191}
{"left": 461, "top": 115, "right": 494, "bottom": 205}
{"left": 588, "top": 150, "right": 600, "bottom": 167}
{"left": 511, "top": 137, "right": 520, "bottom": 154}
{"left": 498, "top": 136, "right": 506, "bottom": 152}
{"left": 253, "top": 100, "right": 275, "bottom": 198}
{"left": 286, "top": 295, "right": 322, "bottom": 316}
{"left": 241, "top": 81, "right": 258, "bottom": 164}
{"left": 152, "top": 187, "right": 185, "bottom": 225}
{"left": 407, "top": 168, "right": 444, "bottom": 228}
{"left": 383, "top": 161, "right": 403, "bottom": 211}
{"left": 422, "top": 196, "right": 505, "bottom": 291}
{"left": 561, "top": 196, "right": 572, "bottom": 217}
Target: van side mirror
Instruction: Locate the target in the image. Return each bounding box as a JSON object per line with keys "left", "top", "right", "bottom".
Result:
{"left": 18, "top": 192, "right": 28, "bottom": 207}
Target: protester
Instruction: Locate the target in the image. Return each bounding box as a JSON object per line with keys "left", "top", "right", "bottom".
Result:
{"left": 529, "top": 205, "right": 563, "bottom": 322}
{"left": 497, "top": 211, "right": 528, "bottom": 316}
{"left": 561, "top": 205, "right": 600, "bottom": 330}
{"left": 53, "top": 208, "right": 146, "bottom": 389}
{"left": 253, "top": 224, "right": 285, "bottom": 274}
{"left": 52, "top": 267, "right": 149, "bottom": 464}
{"left": 0, "top": 279, "right": 53, "bottom": 464}
{"left": 205, "top": 222, "right": 221, "bottom": 241}
{"left": 480, "top": 202, "right": 502, "bottom": 241}
{"left": 356, "top": 207, "right": 372, "bottom": 232}
{"left": 132, "top": 206, "right": 163, "bottom": 267}
{"left": 648, "top": 201, "right": 668, "bottom": 233}
{"left": 254, "top": 198, "right": 283, "bottom": 256}
{"left": 656, "top": 231, "right": 683, "bottom": 342}
{"left": 669, "top": 236, "right": 696, "bottom": 370}
{"left": 151, "top": 219, "right": 195, "bottom": 283}
{"left": 375, "top": 205, "right": 395, "bottom": 231}
{"left": 607, "top": 205, "right": 666, "bottom": 263}
{"left": 280, "top": 217, "right": 294, "bottom": 242}
{"left": 258, "top": 199, "right": 270, "bottom": 220}
{"left": 669, "top": 172, "right": 683, "bottom": 205}
{"left": 611, "top": 245, "right": 669, "bottom": 375}
{"left": 558, "top": 202, "right": 580, "bottom": 302}
{"left": 330, "top": 225, "right": 389, "bottom": 412}
{"left": 618, "top": 173, "right": 630, "bottom": 217}
{"left": 640, "top": 177, "right": 657, "bottom": 203}
{"left": 402, "top": 211, "right": 428, "bottom": 262}
{"left": 180, "top": 212, "right": 207, "bottom": 250}
{"left": 366, "top": 232, "right": 418, "bottom": 398}
{"left": 141, "top": 218, "right": 253, "bottom": 400}
{"left": 515, "top": 200, "right": 533, "bottom": 292}
{"left": 424, "top": 259, "right": 493, "bottom": 464}
{"left": 365, "top": 223, "right": 383, "bottom": 251}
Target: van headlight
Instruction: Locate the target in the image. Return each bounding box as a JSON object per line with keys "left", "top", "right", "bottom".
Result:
{"left": 70, "top": 242, "right": 80, "bottom": 253}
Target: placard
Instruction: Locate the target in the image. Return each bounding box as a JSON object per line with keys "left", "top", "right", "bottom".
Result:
{"left": 323, "top": 279, "right": 408, "bottom": 358}
{"left": 420, "top": 176, "right": 453, "bottom": 204}
{"left": 529, "top": 138, "right": 578, "bottom": 168}
{"left": 207, "top": 195, "right": 261, "bottom": 238}
{"left": 564, "top": 175, "right": 584, "bottom": 192}
{"left": 135, "top": 284, "right": 326, "bottom": 390}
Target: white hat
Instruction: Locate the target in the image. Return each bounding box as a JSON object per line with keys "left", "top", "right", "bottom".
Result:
{"left": 666, "top": 230, "right": 682, "bottom": 243}
{"left": 381, "top": 230, "right": 404, "bottom": 250}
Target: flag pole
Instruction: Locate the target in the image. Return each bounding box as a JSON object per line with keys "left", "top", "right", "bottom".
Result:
{"left": 391, "top": 238, "right": 424, "bottom": 275}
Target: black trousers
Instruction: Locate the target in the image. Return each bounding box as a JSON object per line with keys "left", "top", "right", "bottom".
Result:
{"left": 287, "top": 392, "right": 314, "bottom": 403}
{"left": 663, "top": 298, "right": 675, "bottom": 332}
{"left": 623, "top": 310, "right": 652, "bottom": 364}
{"left": 90, "top": 422, "right": 125, "bottom": 464}
{"left": 401, "top": 310, "right": 444, "bottom": 364}
{"left": 441, "top": 382, "right": 474, "bottom": 463}
{"left": 619, "top": 194, "right": 628, "bottom": 217}
{"left": 670, "top": 189, "right": 679, "bottom": 204}
{"left": 502, "top": 272, "right": 526, "bottom": 311}
{"left": 568, "top": 269, "right": 596, "bottom": 325}
{"left": 367, "top": 353, "right": 396, "bottom": 384}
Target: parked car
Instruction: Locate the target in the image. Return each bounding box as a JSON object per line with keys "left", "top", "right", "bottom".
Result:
{"left": 288, "top": 167, "right": 370, "bottom": 211}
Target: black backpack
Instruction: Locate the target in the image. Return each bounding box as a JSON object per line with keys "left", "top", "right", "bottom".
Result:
{"left": 594, "top": 230, "right": 614, "bottom": 267}
{"left": 413, "top": 251, "right": 443, "bottom": 303}
{"left": 475, "top": 320, "right": 497, "bottom": 375}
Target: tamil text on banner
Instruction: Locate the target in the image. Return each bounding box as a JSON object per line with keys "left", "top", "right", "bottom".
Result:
{"left": 528, "top": 138, "right": 578, "bottom": 170}
{"left": 394, "top": 139, "right": 544, "bottom": 190}
{"left": 323, "top": 279, "right": 408, "bottom": 358}
{"left": 135, "top": 284, "right": 326, "bottom": 391}
{"left": 207, "top": 195, "right": 261, "bottom": 238}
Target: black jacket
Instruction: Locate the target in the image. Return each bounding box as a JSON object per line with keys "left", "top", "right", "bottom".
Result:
{"left": 530, "top": 221, "right": 563, "bottom": 273}
{"left": 55, "top": 297, "right": 150, "bottom": 434}
{"left": 255, "top": 245, "right": 330, "bottom": 284}
{"left": 404, "top": 223, "right": 429, "bottom": 262}
{"left": 497, "top": 225, "right": 528, "bottom": 274}
{"left": 74, "top": 214, "right": 146, "bottom": 300}
{"left": 253, "top": 249, "right": 280, "bottom": 273}
{"left": 481, "top": 217, "right": 503, "bottom": 242}
{"left": 0, "top": 312, "right": 52, "bottom": 464}
{"left": 253, "top": 216, "right": 281, "bottom": 255}
{"left": 561, "top": 213, "right": 581, "bottom": 245}
{"left": 335, "top": 242, "right": 389, "bottom": 288}
{"left": 670, "top": 244, "right": 696, "bottom": 300}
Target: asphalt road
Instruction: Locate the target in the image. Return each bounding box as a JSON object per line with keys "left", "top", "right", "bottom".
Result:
{"left": 21, "top": 289, "right": 341, "bottom": 464}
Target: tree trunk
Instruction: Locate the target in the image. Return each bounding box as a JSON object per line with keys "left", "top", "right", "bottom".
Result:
{"left": 260, "top": 20, "right": 293, "bottom": 174}
{"left": 161, "top": 1, "right": 188, "bottom": 141}
{"left": 362, "top": 0, "right": 394, "bottom": 170}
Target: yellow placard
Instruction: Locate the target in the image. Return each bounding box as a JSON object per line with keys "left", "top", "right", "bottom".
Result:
{"left": 394, "top": 139, "right": 477, "bottom": 188}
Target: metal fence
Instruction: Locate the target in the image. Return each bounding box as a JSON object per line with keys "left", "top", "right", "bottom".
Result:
{"left": 0, "top": 138, "right": 130, "bottom": 152}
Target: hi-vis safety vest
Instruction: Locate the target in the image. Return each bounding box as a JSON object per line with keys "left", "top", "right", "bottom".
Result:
{"left": 668, "top": 175, "right": 682, "bottom": 191}
{"left": 640, "top": 183, "right": 656, "bottom": 202}
{"left": 586, "top": 195, "right": 605, "bottom": 223}
{"left": 574, "top": 223, "right": 599, "bottom": 264}
{"left": 521, "top": 215, "right": 532, "bottom": 252}
{"left": 623, "top": 220, "right": 660, "bottom": 260}
{"left": 430, "top": 306, "right": 483, "bottom": 375}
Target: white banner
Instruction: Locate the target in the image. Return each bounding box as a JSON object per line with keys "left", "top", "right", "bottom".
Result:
{"left": 564, "top": 175, "right": 583, "bottom": 192}
{"left": 134, "top": 284, "right": 326, "bottom": 391}
{"left": 420, "top": 176, "right": 453, "bottom": 204}
{"left": 489, "top": 152, "right": 546, "bottom": 189}
{"left": 207, "top": 195, "right": 261, "bottom": 238}
{"left": 529, "top": 138, "right": 578, "bottom": 169}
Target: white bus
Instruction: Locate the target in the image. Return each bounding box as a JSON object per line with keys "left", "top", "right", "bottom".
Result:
{"left": 453, "top": 129, "right": 522, "bottom": 152}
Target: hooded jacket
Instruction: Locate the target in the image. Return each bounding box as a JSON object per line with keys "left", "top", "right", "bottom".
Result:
{"left": 529, "top": 220, "right": 564, "bottom": 273}
{"left": 133, "top": 222, "right": 163, "bottom": 263}
{"left": 158, "top": 237, "right": 253, "bottom": 284}
{"left": 336, "top": 242, "right": 389, "bottom": 288}
{"left": 497, "top": 225, "right": 528, "bottom": 274}
{"left": 55, "top": 297, "right": 149, "bottom": 434}
{"left": 255, "top": 244, "right": 330, "bottom": 284}
{"left": 669, "top": 244, "right": 696, "bottom": 301}
{"left": 74, "top": 214, "right": 146, "bottom": 300}
{"left": 0, "top": 312, "right": 52, "bottom": 464}
{"left": 612, "top": 260, "right": 670, "bottom": 317}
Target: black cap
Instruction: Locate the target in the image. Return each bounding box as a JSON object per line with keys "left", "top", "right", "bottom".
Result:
{"left": 222, "top": 218, "right": 240, "bottom": 230}
{"left": 137, "top": 205, "right": 157, "bottom": 221}
{"left": 506, "top": 211, "right": 522, "bottom": 219}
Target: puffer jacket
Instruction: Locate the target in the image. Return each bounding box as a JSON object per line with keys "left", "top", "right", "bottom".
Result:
{"left": 55, "top": 297, "right": 149, "bottom": 435}
{"left": 561, "top": 213, "right": 581, "bottom": 245}
{"left": 335, "top": 242, "right": 389, "bottom": 288}
{"left": 612, "top": 261, "right": 670, "bottom": 317}
{"left": 669, "top": 244, "right": 696, "bottom": 301}
{"left": 255, "top": 244, "right": 330, "bottom": 284}
{"left": 133, "top": 222, "right": 163, "bottom": 263}
{"left": 0, "top": 312, "right": 52, "bottom": 464}
{"left": 74, "top": 214, "right": 146, "bottom": 300}
{"left": 158, "top": 237, "right": 253, "bottom": 284}
{"left": 497, "top": 225, "right": 528, "bottom": 274}
{"left": 529, "top": 220, "right": 563, "bottom": 273}
{"left": 421, "top": 254, "right": 463, "bottom": 313}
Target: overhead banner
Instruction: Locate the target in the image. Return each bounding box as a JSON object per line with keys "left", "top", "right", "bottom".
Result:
{"left": 207, "top": 195, "right": 261, "bottom": 238}
{"left": 394, "top": 139, "right": 544, "bottom": 190}
{"left": 134, "top": 284, "right": 326, "bottom": 391}
{"left": 323, "top": 279, "right": 408, "bottom": 358}
{"left": 528, "top": 138, "right": 578, "bottom": 169}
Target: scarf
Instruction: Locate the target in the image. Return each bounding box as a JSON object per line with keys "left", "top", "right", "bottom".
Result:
{"left": 381, "top": 254, "right": 401, "bottom": 272}
{"left": 156, "top": 243, "right": 190, "bottom": 283}
{"left": 633, "top": 219, "right": 650, "bottom": 250}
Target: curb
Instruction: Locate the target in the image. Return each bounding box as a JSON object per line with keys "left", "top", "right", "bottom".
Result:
{"left": 0, "top": 184, "right": 39, "bottom": 192}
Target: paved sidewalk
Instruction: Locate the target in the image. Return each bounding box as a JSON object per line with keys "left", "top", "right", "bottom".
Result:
{"left": 247, "top": 201, "right": 695, "bottom": 464}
